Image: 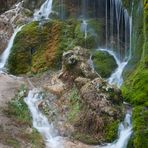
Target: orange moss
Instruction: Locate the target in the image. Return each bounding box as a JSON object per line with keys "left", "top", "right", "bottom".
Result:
{"left": 45, "top": 22, "right": 61, "bottom": 67}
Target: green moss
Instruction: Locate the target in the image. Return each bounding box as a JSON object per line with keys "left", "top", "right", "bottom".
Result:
{"left": 7, "top": 18, "right": 105, "bottom": 75}
{"left": 104, "top": 120, "right": 119, "bottom": 142}
{"left": 93, "top": 51, "right": 118, "bottom": 78}
{"left": 68, "top": 87, "right": 81, "bottom": 122}
{"left": 122, "top": 64, "right": 148, "bottom": 105}
{"left": 131, "top": 106, "right": 148, "bottom": 148}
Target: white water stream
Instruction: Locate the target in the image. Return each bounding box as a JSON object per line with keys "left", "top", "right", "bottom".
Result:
{"left": 33, "top": 0, "right": 53, "bottom": 21}
{"left": 0, "top": 26, "right": 23, "bottom": 71}
{"left": 24, "top": 89, "right": 63, "bottom": 148}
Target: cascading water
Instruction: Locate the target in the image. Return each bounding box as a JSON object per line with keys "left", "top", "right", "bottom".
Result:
{"left": 0, "top": 26, "right": 23, "bottom": 71}
{"left": 33, "top": 0, "right": 53, "bottom": 21}
{"left": 105, "top": 0, "right": 131, "bottom": 61}
{"left": 24, "top": 88, "right": 63, "bottom": 148}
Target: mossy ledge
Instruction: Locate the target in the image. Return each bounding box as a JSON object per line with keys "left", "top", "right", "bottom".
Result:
{"left": 7, "top": 18, "right": 103, "bottom": 75}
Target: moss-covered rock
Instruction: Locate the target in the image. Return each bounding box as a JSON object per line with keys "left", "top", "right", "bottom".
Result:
{"left": 7, "top": 18, "right": 104, "bottom": 75}
{"left": 93, "top": 51, "right": 118, "bottom": 78}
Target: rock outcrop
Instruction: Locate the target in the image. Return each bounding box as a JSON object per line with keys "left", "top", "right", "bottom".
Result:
{"left": 60, "top": 46, "right": 99, "bottom": 82}
{"left": 58, "top": 46, "right": 123, "bottom": 144}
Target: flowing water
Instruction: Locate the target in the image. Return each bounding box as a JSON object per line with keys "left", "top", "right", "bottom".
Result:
{"left": 24, "top": 89, "right": 63, "bottom": 148}
{"left": 96, "top": 48, "right": 128, "bottom": 87}
{"left": 34, "top": 0, "right": 53, "bottom": 21}
{"left": 0, "top": 26, "right": 23, "bottom": 71}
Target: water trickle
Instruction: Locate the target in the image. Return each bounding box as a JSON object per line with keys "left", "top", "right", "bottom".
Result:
{"left": 24, "top": 88, "right": 63, "bottom": 148}
{"left": 34, "top": 0, "right": 53, "bottom": 21}
{"left": 81, "top": 20, "right": 88, "bottom": 39}
{"left": 0, "top": 26, "right": 23, "bottom": 71}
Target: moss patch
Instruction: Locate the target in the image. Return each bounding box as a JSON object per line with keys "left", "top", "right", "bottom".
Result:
{"left": 130, "top": 106, "right": 148, "bottom": 148}
{"left": 67, "top": 87, "right": 81, "bottom": 123}
{"left": 93, "top": 50, "right": 118, "bottom": 78}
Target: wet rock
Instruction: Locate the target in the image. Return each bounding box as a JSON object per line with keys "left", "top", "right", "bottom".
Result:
{"left": 44, "top": 75, "right": 66, "bottom": 95}
{"left": 60, "top": 46, "right": 99, "bottom": 81}
{"left": 80, "top": 78, "right": 123, "bottom": 116}
{"left": 25, "top": 127, "right": 33, "bottom": 134}
{"left": 72, "top": 77, "right": 123, "bottom": 144}
{"left": 74, "top": 77, "right": 90, "bottom": 89}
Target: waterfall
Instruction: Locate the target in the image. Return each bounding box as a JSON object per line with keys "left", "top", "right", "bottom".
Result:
{"left": 0, "top": 26, "right": 23, "bottom": 71}
{"left": 105, "top": 0, "right": 131, "bottom": 61}
{"left": 34, "top": 0, "right": 53, "bottom": 21}
{"left": 24, "top": 89, "right": 63, "bottom": 148}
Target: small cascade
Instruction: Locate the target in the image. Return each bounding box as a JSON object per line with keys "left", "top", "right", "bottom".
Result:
{"left": 24, "top": 89, "right": 63, "bottom": 148}
{"left": 96, "top": 48, "right": 127, "bottom": 87}
{"left": 0, "top": 26, "right": 23, "bottom": 71}
{"left": 34, "top": 0, "right": 53, "bottom": 21}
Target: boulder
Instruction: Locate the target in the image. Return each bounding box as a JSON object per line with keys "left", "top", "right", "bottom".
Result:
{"left": 60, "top": 46, "right": 99, "bottom": 81}
{"left": 72, "top": 77, "right": 123, "bottom": 144}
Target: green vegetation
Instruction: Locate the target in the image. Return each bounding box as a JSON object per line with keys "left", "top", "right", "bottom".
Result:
{"left": 7, "top": 18, "right": 104, "bottom": 75}
{"left": 93, "top": 51, "right": 118, "bottom": 78}
{"left": 68, "top": 87, "right": 81, "bottom": 122}
{"left": 5, "top": 84, "right": 31, "bottom": 125}
{"left": 104, "top": 120, "right": 119, "bottom": 142}
{"left": 131, "top": 106, "right": 148, "bottom": 148}
{"left": 122, "top": 64, "right": 148, "bottom": 105}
